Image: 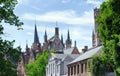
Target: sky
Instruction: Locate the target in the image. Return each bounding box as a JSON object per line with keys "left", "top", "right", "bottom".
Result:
{"left": 3, "top": 0, "right": 105, "bottom": 52}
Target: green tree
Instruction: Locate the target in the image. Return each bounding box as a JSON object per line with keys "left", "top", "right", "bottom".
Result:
{"left": 25, "top": 51, "right": 51, "bottom": 76}
{"left": 0, "top": 0, "right": 23, "bottom": 76}
{"left": 88, "top": 54, "right": 113, "bottom": 76}
{"left": 97, "top": 0, "right": 120, "bottom": 75}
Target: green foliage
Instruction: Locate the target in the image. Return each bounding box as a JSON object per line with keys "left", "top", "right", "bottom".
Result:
{"left": 0, "top": 0, "right": 23, "bottom": 76}
{"left": 0, "top": 38, "right": 22, "bottom": 76}
{"left": 88, "top": 54, "right": 107, "bottom": 76}
{"left": 96, "top": 0, "right": 120, "bottom": 75}
{"left": 25, "top": 51, "right": 50, "bottom": 76}
{"left": 0, "top": 0, "right": 23, "bottom": 30}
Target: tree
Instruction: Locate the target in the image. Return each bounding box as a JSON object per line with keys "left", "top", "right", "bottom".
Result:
{"left": 25, "top": 51, "right": 51, "bottom": 76}
{"left": 0, "top": 0, "right": 23, "bottom": 76}
{"left": 97, "top": 0, "right": 120, "bottom": 75}
{"left": 88, "top": 54, "right": 113, "bottom": 76}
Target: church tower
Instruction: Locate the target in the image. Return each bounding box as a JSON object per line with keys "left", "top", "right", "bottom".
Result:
{"left": 32, "top": 24, "right": 41, "bottom": 54}
{"left": 92, "top": 8, "right": 101, "bottom": 47}
{"left": 66, "top": 30, "right": 72, "bottom": 48}
{"left": 43, "top": 30, "right": 48, "bottom": 50}
{"left": 55, "top": 27, "right": 59, "bottom": 38}
{"left": 44, "top": 30, "right": 47, "bottom": 43}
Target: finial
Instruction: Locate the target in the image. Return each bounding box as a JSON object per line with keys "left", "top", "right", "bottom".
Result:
{"left": 35, "top": 16, "right": 36, "bottom": 25}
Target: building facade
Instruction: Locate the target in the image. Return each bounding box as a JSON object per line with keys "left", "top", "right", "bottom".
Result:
{"left": 46, "top": 54, "right": 79, "bottom": 76}
{"left": 17, "top": 22, "right": 80, "bottom": 76}
{"left": 67, "top": 46, "right": 102, "bottom": 76}
{"left": 67, "top": 8, "right": 115, "bottom": 76}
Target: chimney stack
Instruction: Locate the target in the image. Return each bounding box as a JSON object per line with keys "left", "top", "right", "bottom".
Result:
{"left": 82, "top": 46, "right": 88, "bottom": 53}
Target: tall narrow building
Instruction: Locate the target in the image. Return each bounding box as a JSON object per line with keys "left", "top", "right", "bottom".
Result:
{"left": 66, "top": 30, "right": 72, "bottom": 48}
{"left": 34, "top": 25, "right": 39, "bottom": 44}
{"left": 31, "top": 24, "right": 41, "bottom": 59}
{"left": 92, "top": 8, "right": 101, "bottom": 47}
{"left": 43, "top": 30, "right": 48, "bottom": 50}
{"left": 44, "top": 30, "right": 47, "bottom": 43}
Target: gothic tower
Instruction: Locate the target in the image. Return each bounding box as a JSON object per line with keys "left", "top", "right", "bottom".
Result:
{"left": 44, "top": 30, "right": 47, "bottom": 43}
{"left": 55, "top": 27, "right": 59, "bottom": 38}
{"left": 66, "top": 30, "right": 72, "bottom": 48}
{"left": 61, "top": 34, "right": 64, "bottom": 48}
{"left": 43, "top": 30, "right": 48, "bottom": 50}
{"left": 32, "top": 24, "right": 41, "bottom": 54}
{"left": 92, "top": 8, "right": 101, "bottom": 47}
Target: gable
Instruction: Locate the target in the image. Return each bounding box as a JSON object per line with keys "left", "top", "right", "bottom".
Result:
{"left": 72, "top": 47, "right": 80, "bottom": 54}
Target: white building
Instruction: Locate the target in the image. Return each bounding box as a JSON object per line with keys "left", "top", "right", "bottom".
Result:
{"left": 46, "top": 54, "right": 79, "bottom": 76}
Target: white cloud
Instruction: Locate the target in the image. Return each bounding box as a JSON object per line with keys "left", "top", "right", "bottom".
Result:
{"left": 17, "top": 0, "right": 29, "bottom": 4}
{"left": 22, "top": 10, "right": 94, "bottom": 26}
{"left": 17, "top": 0, "right": 29, "bottom": 6}
{"left": 86, "top": 0, "right": 102, "bottom": 7}
{"left": 26, "top": 32, "right": 33, "bottom": 36}
{"left": 70, "top": 29, "right": 91, "bottom": 41}
{"left": 61, "top": 0, "right": 71, "bottom": 3}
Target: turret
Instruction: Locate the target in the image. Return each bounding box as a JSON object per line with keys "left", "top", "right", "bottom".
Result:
{"left": 44, "top": 30, "right": 47, "bottom": 43}
{"left": 34, "top": 25, "right": 39, "bottom": 44}
{"left": 66, "top": 30, "right": 72, "bottom": 48}
{"left": 61, "top": 34, "right": 64, "bottom": 47}
{"left": 32, "top": 23, "right": 41, "bottom": 52}
{"left": 55, "top": 27, "right": 59, "bottom": 37}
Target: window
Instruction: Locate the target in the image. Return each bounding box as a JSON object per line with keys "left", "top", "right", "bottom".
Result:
{"left": 74, "top": 66, "right": 76, "bottom": 74}
{"left": 68, "top": 67, "right": 70, "bottom": 76}
{"left": 85, "top": 63, "right": 87, "bottom": 72}
{"left": 77, "top": 64, "right": 79, "bottom": 74}
{"left": 81, "top": 64, "right": 83, "bottom": 73}
{"left": 71, "top": 67, "right": 73, "bottom": 75}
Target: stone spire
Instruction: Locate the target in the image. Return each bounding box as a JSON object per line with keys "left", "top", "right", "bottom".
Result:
{"left": 34, "top": 25, "right": 39, "bottom": 44}
{"left": 74, "top": 41, "right": 76, "bottom": 47}
{"left": 66, "top": 29, "right": 72, "bottom": 48}
{"left": 61, "top": 34, "right": 63, "bottom": 44}
{"left": 67, "top": 30, "right": 70, "bottom": 41}
{"left": 44, "top": 30, "right": 47, "bottom": 43}
{"left": 61, "top": 34, "right": 64, "bottom": 47}
{"left": 55, "top": 22, "right": 59, "bottom": 37}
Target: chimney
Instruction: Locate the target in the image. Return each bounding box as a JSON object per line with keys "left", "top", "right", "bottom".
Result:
{"left": 84, "top": 46, "right": 88, "bottom": 50}
{"left": 82, "top": 46, "right": 88, "bottom": 53}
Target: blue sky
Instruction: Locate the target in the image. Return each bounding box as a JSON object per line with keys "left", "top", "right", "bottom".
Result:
{"left": 3, "top": 0, "right": 105, "bottom": 52}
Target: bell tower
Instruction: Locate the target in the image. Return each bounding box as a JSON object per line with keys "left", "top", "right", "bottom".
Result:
{"left": 92, "top": 8, "right": 101, "bottom": 47}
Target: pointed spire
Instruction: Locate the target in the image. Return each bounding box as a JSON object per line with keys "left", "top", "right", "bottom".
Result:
{"left": 74, "top": 41, "right": 76, "bottom": 47}
{"left": 54, "top": 21, "right": 59, "bottom": 37}
{"left": 61, "top": 34, "right": 63, "bottom": 44}
{"left": 66, "top": 29, "right": 72, "bottom": 48}
{"left": 67, "top": 30, "right": 70, "bottom": 41}
{"left": 44, "top": 30, "right": 47, "bottom": 42}
{"left": 34, "top": 24, "right": 39, "bottom": 44}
